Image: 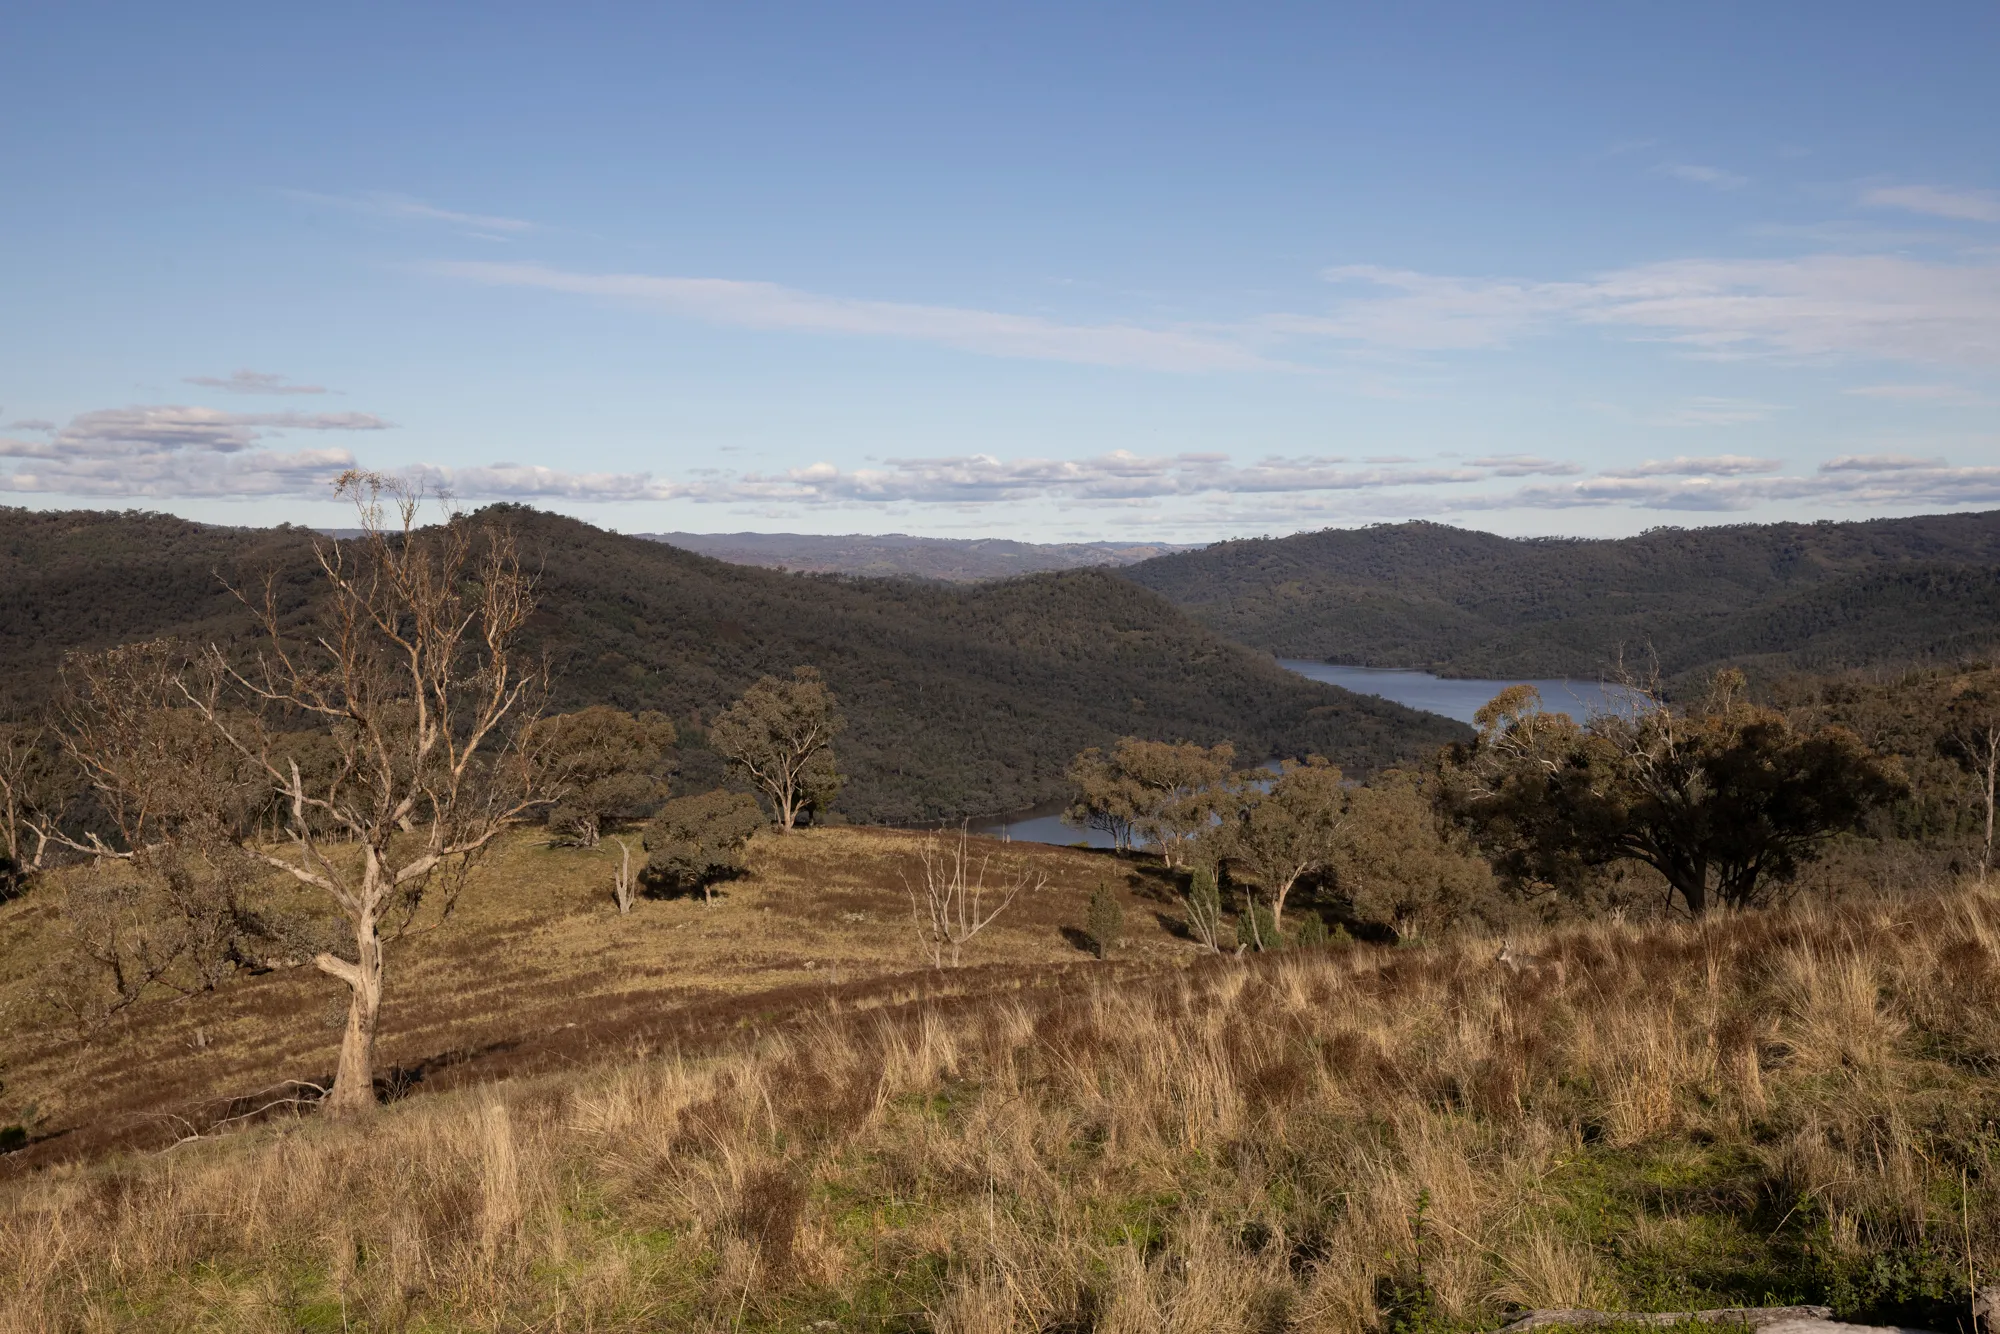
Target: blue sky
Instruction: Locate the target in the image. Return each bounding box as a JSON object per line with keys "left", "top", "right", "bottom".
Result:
{"left": 3, "top": 2, "right": 1997, "bottom": 540}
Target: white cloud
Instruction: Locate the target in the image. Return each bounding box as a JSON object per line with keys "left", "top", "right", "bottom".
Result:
{"left": 1652, "top": 397, "right": 1783, "bottom": 427}
{"left": 1311, "top": 254, "right": 2000, "bottom": 368}
{"left": 2, "top": 418, "right": 56, "bottom": 432}
{"left": 420, "top": 246, "right": 2000, "bottom": 380}
{"left": 1662, "top": 163, "right": 1748, "bottom": 190}
{"left": 184, "top": 369, "right": 330, "bottom": 396}
{"left": 0, "top": 405, "right": 388, "bottom": 498}
{"left": 242, "top": 450, "right": 1529, "bottom": 508}
{"left": 429, "top": 262, "right": 1282, "bottom": 373}
{"left": 1842, "top": 383, "right": 1978, "bottom": 402}
{"left": 1298, "top": 266, "right": 1584, "bottom": 350}
{"left": 401, "top": 462, "right": 673, "bottom": 502}
{"left": 57, "top": 406, "right": 388, "bottom": 455}
{"left": 1481, "top": 455, "right": 2000, "bottom": 514}
{"left": 289, "top": 190, "right": 536, "bottom": 234}
{"left": 1818, "top": 453, "right": 1944, "bottom": 472}
{"left": 1465, "top": 455, "right": 1585, "bottom": 477}
{"left": 1602, "top": 455, "right": 1783, "bottom": 478}
{"left": 597, "top": 452, "right": 1485, "bottom": 507}
{"left": 1861, "top": 185, "right": 2000, "bottom": 224}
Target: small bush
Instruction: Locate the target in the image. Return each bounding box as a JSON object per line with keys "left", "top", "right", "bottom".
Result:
{"left": 545, "top": 804, "right": 599, "bottom": 848}
{"left": 1237, "top": 899, "right": 1281, "bottom": 952}
{"left": 1183, "top": 864, "right": 1224, "bottom": 951}
{"left": 1293, "top": 911, "right": 1330, "bottom": 949}
{"left": 641, "top": 790, "right": 765, "bottom": 903}
{"left": 1085, "top": 884, "right": 1124, "bottom": 959}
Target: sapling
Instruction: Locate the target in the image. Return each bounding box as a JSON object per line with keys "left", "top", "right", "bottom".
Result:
{"left": 1183, "top": 864, "right": 1224, "bottom": 952}
{"left": 1086, "top": 883, "right": 1123, "bottom": 960}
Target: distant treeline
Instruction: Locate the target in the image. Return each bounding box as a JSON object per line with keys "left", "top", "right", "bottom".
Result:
{"left": 1123, "top": 511, "right": 2000, "bottom": 688}
{"left": 0, "top": 506, "right": 1464, "bottom": 825}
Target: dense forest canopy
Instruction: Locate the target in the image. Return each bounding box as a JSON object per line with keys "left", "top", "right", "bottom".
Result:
{"left": 0, "top": 506, "right": 1464, "bottom": 825}
{"left": 1122, "top": 511, "right": 2000, "bottom": 686}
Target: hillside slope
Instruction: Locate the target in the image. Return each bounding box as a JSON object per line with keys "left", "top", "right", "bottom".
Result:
{"left": 0, "top": 507, "right": 1463, "bottom": 823}
{"left": 6, "top": 882, "right": 1994, "bottom": 1331}
{"left": 1123, "top": 510, "right": 2000, "bottom": 682}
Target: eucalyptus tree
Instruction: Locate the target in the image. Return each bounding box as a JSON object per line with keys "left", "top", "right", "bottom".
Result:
{"left": 708, "top": 667, "right": 843, "bottom": 831}
{"left": 54, "top": 474, "right": 552, "bottom": 1115}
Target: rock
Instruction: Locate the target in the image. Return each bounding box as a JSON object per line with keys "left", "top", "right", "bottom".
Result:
{"left": 1976, "top": 1285, "right": 2000, "bottom": 1334}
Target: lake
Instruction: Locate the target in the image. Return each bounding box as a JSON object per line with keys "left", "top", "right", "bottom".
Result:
{"left": 1275, "top": 661, "right": 1634, "bottom": 726}
{"left": 967, "top": 661, "right": 1626, "bottom": 847}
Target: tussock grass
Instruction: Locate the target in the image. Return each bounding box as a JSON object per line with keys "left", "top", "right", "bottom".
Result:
{"left": 7, "top": 885, "right": 2000, "bottom": 1330}
{"left": 0, "top": 827, "right": 1191, "bottom": 1163}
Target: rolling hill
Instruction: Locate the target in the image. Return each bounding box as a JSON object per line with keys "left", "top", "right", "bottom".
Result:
{"left": 0, "top": 506, "right": 1464, "bottom": 823}
{"left": 638, "top": 530, "right": 1196, "bottom": 581}
{"left": 1122, "top": 510, "right": 2000, "bottom": 685}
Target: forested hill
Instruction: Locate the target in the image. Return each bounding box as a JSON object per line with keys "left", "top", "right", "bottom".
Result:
{"left": 0, "top": 507, "right": 1464, "bottom": 824}
{"left": 1122, "top": 510, "right": 2000, "bottom": 685}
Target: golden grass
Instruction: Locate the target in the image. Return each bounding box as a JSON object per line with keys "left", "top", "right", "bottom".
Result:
{"left": 0, "top": 826, "right": 1194, "bottom": 1164}
{"left": 6, "top": 881, "right": 2000, "bottom": 1330}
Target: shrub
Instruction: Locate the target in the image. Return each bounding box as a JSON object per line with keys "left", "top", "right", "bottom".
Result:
{"left": 534, "top": 707, "right": 678, "bottom": 848}
{"left": 642, "top": 790, "right": 765, "bottom": 903}
{"left": 1292, "top": 911, "right": 1330, "bottom": 949}
{"left": 1085, "top": 883, "right": 1124, "bottom": 960}
{"left": 1236, "top": 898, "right": 1281, "bottom": 952}
{"left": 1183, "top": 864, "right": 1224, "bottom": 952}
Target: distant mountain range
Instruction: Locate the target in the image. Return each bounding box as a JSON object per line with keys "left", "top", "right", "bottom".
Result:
{"left": 1121, "top": 511, "right": 2000, "bottom": 687}
{"left": 1, "top": 507, "right": 1458, "bottom": 823}
{"left": 640, "top": 531, "right": 1199, "bottom": 581}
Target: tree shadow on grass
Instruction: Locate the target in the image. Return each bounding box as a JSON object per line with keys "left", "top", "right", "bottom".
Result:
{"left": 1058, "top": 926, "right": 1100, "bottom": 957}
{"left": 640, "top": 866, "right": 749, "bottom": 904}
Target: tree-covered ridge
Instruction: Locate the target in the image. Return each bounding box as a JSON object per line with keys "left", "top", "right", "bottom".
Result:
{"left": 1122, "top": 510, "right": 2000, "bottom": 685}
{"left": 0, "top": 506, "right": 1464, "bottom": 825}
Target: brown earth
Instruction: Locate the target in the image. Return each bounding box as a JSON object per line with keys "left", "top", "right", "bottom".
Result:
{"left": 0, "top": 826, "right": 1197, "bottom": 1172}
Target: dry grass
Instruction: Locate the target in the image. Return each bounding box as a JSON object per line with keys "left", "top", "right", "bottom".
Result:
{"left": 0, "top": 826, "right": 1193, "bottom": 1166}
{"left": 6, "top": 879, "right": 2000, "bottom": 1330}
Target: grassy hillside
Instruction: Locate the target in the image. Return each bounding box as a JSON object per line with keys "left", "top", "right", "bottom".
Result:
{"left": 0, "top": 506, "right": 1464, "bottom": 822}
{"left": 0, "top": 826, "right": 1191, "bottom": 1173}
{"left": 1123, "top": 510, "right": 2000, "bottom": 685}
{"left": 3, "top": 872, "right": 1995, "bottom": 1332}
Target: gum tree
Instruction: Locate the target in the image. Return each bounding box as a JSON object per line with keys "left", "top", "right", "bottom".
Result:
{"left": 1447, "top": 673, "right": 1904, "bottom": 916}
{"left": 709, "top": 666, "right": 843, "bottom": 831}
{"left": 1219, "top": 756, "right": 1348, "bottom": 940}
{"left": 180, "top": 473, "right": 547, "bottom": 1115}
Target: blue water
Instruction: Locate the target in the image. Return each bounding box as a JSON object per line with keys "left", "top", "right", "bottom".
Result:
{"left": 968, "top": 799, "right": 1114, "bottom": 849}
{"left": 1277, "top": 661, "right": 1633, "bottom": 726}
{"left": 968, "top": 661, "right": 1627, "bottom": 848}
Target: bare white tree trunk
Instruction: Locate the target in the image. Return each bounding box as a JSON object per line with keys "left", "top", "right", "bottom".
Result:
{"left": 610, "top": 837, "right": 636, "bottom": 914}
{"left": 903, "top": 827, "right": 1044, "bottom": 968}
{"left": 1982, "top": 728, "right": 1999, "bottom": 885}
{"left": 316, "top": 907, "right": 384, "bottom": 1115}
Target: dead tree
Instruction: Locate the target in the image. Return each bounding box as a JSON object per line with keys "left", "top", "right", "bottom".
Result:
{"left": 177, "top": 472, "right": 547, "bottom": 1116}
{"left": 903, "top": 826, "right": 1044, "bottom": 968}
{"left": 1946, "top": 674, "right": 2000, "bottom": 883}
{"left": 0, "top": 722, "right": 70, "bottom": 883}
{"left": 609, "top": 836, "right": 637, "bottom": 915}
{"left": 43, "top": 643, "right": 297, "bottom": 1022}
